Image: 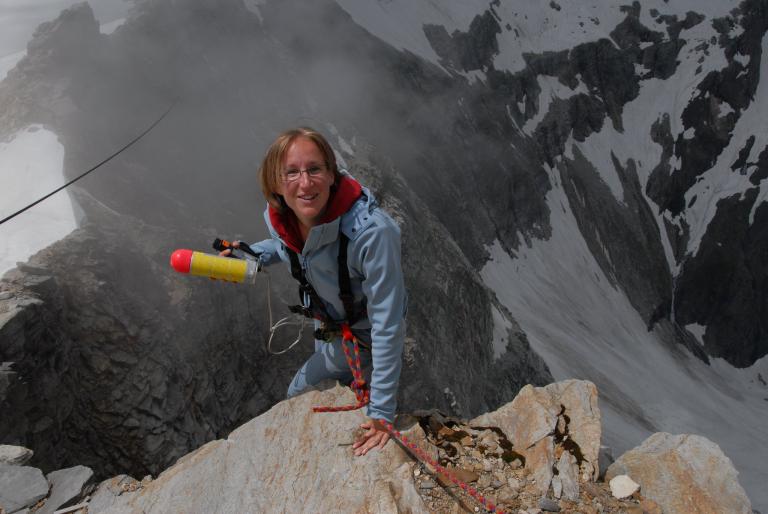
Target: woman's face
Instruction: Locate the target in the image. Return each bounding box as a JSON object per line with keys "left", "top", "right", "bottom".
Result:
{"left": 277, "top": 137, "right": 334, "bottom": 228}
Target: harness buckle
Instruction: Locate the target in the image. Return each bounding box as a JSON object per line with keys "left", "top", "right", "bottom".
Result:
{"left": 288, "top": 304, "right": 313, "bottom": 318}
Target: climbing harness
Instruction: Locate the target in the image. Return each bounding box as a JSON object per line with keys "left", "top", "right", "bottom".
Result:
{"left": 281, "top": 229, "right": 374, "bottom": 411}
{"left": 0, "top": 101, "right": 176, "bottom": 226}
{"left": 285, "top": 231, "right": 366, "bottom": 333}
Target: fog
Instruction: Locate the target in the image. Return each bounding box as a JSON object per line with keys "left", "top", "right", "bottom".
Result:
{"left": 0, "top": 0, "right": 130, "bottom": 56}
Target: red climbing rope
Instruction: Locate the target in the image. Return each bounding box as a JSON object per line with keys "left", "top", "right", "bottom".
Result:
{"left": 379, "top": 420, "right": 506, "bottom": 514}
{"left": 312, "top": 323, "right": 370, "bottom": 413}
{"left": 310, "top": 323, "right": 505, "bottom": 513}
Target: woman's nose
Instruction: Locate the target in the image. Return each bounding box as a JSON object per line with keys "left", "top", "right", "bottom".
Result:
{"left": 297, "top": 170, "right": 312, "bottom": 185}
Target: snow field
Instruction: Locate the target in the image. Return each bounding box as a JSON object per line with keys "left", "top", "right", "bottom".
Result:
{"left": 481, "top": 165, "right": 768, "bottom": 510}
{"left": 0, "top": 126, "right": 76, "bottom": 276}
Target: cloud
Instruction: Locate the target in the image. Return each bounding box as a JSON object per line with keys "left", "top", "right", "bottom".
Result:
{"left": 0, "top": 0, "right": 129, "bottom": 56}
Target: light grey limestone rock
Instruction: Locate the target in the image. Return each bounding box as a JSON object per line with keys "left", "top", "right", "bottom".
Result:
{"left": 0, "top": 445, "right": 33, "bottom": 465}
{"left": 93, "top": 386, "right": 429, "bottom": 514}
{"left": 556, "top": 451, "right": 579, "bottom": 501}
{"left": 471, "top": 379, "right": 601, "bottom": 495}
{"left": 0, "top": 463, "right": 48, "bottom": 513}
{"left": 38, "top": 465, "right": 93, "bottom": 514}
{"left": 87, "top": 475, "right": 142, "bottom": 513}
{"left": 606, "top": 433, "right": 752, "bottom": 514}
{"left": 551, "top": 475, "right": 562, "bottom": 499}
{"left": 609, "top": 474, "right": 639, "bottom": 499}
{"left": 538, "top": 496, "right": 560, "bottom": 512}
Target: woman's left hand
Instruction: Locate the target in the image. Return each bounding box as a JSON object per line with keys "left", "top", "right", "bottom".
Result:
{"left": 352, "top": 418, "right": 390, "bottom": 456}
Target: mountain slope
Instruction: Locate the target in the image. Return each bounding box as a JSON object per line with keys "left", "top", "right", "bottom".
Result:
{"left": 0, "top": 0, "right": 765, "bottom": 510}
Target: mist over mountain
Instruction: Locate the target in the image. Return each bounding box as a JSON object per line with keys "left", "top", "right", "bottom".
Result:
{"left": 0, "top": 0, "right": 766, "bottom": 510}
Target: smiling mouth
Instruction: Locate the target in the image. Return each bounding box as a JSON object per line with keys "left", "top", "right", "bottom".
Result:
{"left": 298, "top": 194, "right": 319, "bottom": 201}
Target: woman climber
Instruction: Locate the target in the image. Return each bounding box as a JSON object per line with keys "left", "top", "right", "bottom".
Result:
{"left": 224, "top": 127, "right": 407, "bottom": 456}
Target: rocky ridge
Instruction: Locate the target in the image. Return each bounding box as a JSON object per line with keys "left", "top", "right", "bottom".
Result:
{"left": 0, "top": 380, "right": 752, "bottom": 513}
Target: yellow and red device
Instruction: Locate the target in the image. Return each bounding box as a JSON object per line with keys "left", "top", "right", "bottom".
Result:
{"left": 170, "top": 249, "right": 259, "bottom": 283}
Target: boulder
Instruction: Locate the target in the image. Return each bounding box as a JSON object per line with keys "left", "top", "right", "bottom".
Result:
{"left": 471, "top": 379, "right": 601, "bottom": 494}
{"left": 608, "top": 474, "right": 639, "bottom": 499}
{"left": 0, "top": 463, "right": 48, "bottom": 513}
{"left": 606, "top": 433, "right": 752, "bottom": 514}
{"left": 0, "top": 445, "right": 33, "bottom": 465}
{"left": 93, "top": 385, "right": 428, "bottom": 514}
{"left": 38, "top": 465, "right": 93, "bottom": 514}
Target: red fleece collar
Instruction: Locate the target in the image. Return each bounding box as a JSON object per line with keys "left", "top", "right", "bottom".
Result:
{"left": 268, "top": 175, "right": 363, "bottom": 253}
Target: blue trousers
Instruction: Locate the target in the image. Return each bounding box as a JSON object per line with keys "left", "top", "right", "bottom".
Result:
{"left": 287, "top": 338, "right": 372, "bottom": 398}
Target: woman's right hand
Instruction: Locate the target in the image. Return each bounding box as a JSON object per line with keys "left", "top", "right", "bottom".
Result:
{"left": 218, "top": 240, "right": 240, "bottom": 257}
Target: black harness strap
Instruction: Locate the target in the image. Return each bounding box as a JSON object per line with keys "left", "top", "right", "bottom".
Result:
{"left": 337, "top": 232, "right": 357, "bottom": 325}
{"left": 287, "top": 249, "right": 324, "bottom": 320}
{"left": 286, "top": 230, "right": 362, "bottom": 326}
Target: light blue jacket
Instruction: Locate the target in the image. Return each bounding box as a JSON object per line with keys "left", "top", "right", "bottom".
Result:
{"left": 249, "top": 185, "right": 406, "bottom": 422}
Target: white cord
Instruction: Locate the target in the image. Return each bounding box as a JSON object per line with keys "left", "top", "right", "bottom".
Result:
{"left": 259, "top": 270, "right": 307, "bottom": 355}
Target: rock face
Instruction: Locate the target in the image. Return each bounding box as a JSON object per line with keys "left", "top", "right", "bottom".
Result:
{"left": 472, "top": 379, "right": 601, "bottom": 495}
{"left": 0, "top": 196, "right": 309, "bottom": 479}
{"left": 606, "top": 432, "right": 753, "bottom": 514}
{"left": 96, "top": 385, "right": 428, "bottom": 514}
{"left": 64, "top": 381, "right": 746, "bottom": 514}
{"left": 39, "top": 465, "right": 93, "bottom": 514}
{"left": 0, "top": 445, "right": 33, "bottom": 465}
{"left": 0, "top": 463, "right": 48, "bottom": 513}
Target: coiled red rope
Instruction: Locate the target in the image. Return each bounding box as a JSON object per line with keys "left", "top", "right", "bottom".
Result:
{"left": 311, "top": 323, "right": 505, "bottom": 513}
{"left": 312, "top": 323, "right": 369, "bottom": 412}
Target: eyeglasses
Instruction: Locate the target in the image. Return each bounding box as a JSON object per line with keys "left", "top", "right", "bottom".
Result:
{"left": 280, "top": 164, "right": 328, "bottom": 183}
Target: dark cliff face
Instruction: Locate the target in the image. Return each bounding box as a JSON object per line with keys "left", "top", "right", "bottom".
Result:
{"left": 644, "top": 0, "right": 768, "bottom": 366}
{"left": 0, "top": 193, "right": 308, "bottom": 477}
{"left": 425, "top": 0, "right": 767, "bottom": 367}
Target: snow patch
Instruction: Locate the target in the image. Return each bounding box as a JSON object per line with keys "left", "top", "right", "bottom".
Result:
{"left": 684, "top": 32, "right": 768, "bottom": 257}
{"left": 0, "top": 50, "right": 25, "bottom": 81}
{"left": 0, "top": 126, "right": 77, "bottom": 276}
{"left": 490, "top": 305, "right": 511, "bottom": 359}
{"left": 491, "top": 4, "right": 625, "bottom": 73}
{"left": 100, "top": 17, "right": 125, "bottom": 35}
{"left": 718, "top": 100, "right": 735, "bottom": 116}
{"left": 522, "top": 76, "right": 587, "bottom": 136}
{"left": 749, "top": 180, "right": 768, "bottom": 226}
{"left": 684, "top": 323, "right": 707, "bottom": 345}
{"left": 243, "top": 0, "right": 267, "bottom": 23}
{"left": 461, "top": 69, "right": 486, "bottom": 85}
{"left": 335, "top": 0, "right": 488, "bottom": 70}
{"left": 326, "top": 123, "right": 355, "bottom": 156}
{"left": 732, "top": 52, "right": 751, "bottom": 67}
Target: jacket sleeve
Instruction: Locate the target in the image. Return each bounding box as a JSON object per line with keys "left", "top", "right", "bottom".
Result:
{"left": 356, "top": 215, "right": 407, "bottom": 423}
{"left": 248, "top": 239, "right": 284, "bottom": 267}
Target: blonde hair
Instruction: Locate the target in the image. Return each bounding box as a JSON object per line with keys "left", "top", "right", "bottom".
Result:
{"left": 259, "top": 127, "right": 340, "bottom": 211}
